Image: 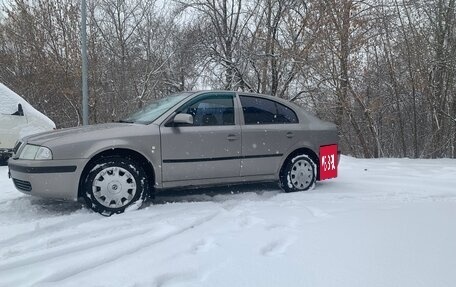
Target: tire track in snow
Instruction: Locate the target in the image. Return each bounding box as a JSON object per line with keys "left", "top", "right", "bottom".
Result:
{"left": 0, "top": 214, "right": 97, "bottom": 248}
{"left": 154, "top": 271, "right": 200, "bottom": 287}
{"left": 37, "top": 210, "right": 223, "bottom": 285}
{"left": 305, "top": 206, "right": 331, "bottom": 218}
{"left": 0, "top": 209, "right": 223, "bottom": 286}
{"left": 0, "top": 203, "right": 209, "bottom": 259}
{"left": 260, "top": 237, "right": 296, "bottom": 256}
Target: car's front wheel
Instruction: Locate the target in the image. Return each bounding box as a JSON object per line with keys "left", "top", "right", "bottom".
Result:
{"left": 279, "top": 154, "right": 317, "bottom": 193}
{"left": 81, "top": 155, "right": 149, "bottom": 216}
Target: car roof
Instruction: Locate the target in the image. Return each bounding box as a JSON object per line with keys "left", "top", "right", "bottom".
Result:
{"left": 191, "top": 90, "right": 295, "bottom": 105}
{"left": 190, "top": 90, "right": 312, "bottom": 119}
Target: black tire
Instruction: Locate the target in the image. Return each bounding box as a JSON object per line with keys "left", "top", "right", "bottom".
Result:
{"left": 279, "top": 154, "right": 317, "bottom": 193}
{"left": 81, "top": 155, "right": 149, "bottom": 216}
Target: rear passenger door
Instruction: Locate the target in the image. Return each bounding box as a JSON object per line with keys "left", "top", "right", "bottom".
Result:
{"left": 239, "top": 95, "right": 300, "bottom": 177}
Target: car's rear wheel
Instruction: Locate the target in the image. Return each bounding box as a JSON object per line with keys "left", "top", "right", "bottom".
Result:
{"left": 81, "top": 155, "right": 149, "bottom": 216}
{"left": 279, "top": 154, "right": 317, "bottom": 193}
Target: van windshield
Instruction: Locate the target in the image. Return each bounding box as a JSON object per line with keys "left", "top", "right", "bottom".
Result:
{"left": 122, "top": 92, "right": 192, "bottom": 124}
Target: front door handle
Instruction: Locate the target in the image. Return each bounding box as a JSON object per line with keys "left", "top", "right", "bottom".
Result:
{"left": 286, "top": 132, "right": 294, "bottom": 138}
{"left": 227, "top": 134, "right": 238, "bottom": 141}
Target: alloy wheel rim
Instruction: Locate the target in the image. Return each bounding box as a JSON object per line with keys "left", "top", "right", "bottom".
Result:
{"left": 92, "top": 166, "right": 137, "bottom": 208}
{"left": 290, "top": 159, "right": 313, "bottom": 189}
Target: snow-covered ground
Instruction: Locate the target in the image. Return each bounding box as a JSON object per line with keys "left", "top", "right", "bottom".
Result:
{"left": 0, "top": 156, "right": 456, "bottom": 287}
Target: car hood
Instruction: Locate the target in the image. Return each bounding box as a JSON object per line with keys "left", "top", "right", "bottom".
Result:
{"left": 23, "top": 123, "right": 152, "bottom": 146}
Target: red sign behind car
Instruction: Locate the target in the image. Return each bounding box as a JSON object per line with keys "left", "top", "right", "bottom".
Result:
{"left": 320, "top": 144, "right": 338, "bottom": 180}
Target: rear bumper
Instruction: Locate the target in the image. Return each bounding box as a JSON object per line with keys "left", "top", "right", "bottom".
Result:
{"left": 8, "top": 158, "right": 88, "bottom": 201}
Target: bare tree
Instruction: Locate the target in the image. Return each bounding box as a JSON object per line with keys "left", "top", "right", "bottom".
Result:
{"left": 1, "top": 0, "right": 456, "bottom": 158}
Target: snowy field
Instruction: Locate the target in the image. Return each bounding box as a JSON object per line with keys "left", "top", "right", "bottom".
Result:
{"left": 0, "top": 156, "right": 456, "bottom": 287}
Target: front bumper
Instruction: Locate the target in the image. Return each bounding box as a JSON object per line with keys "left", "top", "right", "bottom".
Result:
{"left": 0, "top": 148, "right": 13, "bottom": 160}
{"left": 8, "top": 158, "right": 88, "bottom": 201}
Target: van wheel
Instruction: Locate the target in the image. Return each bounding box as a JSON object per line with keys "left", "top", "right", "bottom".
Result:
{"left": 81, "top": 156, "right": 149, "bottom": 216}
{"left": 279, "top": 154, "right": 317, "bottom": 193}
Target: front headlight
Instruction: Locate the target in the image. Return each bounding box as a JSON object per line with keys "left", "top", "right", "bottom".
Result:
{"left": 19, "top": 145, "right": 53, "bottom": 160}
{"left": 35, "top": 146, "right": 53, "bottom": 160}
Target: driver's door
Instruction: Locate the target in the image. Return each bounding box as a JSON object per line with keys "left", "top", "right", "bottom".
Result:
{"left": 160, "top": 93, "right": 241, "bottom": 182}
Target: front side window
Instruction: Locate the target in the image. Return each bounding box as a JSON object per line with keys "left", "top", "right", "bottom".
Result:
{"left": 178, "top": 94, "right": 235, "bottom": 126}
{"left": 240, "top": 96, "right": 298, "bottom": 125}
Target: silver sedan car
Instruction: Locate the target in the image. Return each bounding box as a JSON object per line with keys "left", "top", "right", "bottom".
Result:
{"left": 8, "top": 91, "right": 339, "bottom": 215}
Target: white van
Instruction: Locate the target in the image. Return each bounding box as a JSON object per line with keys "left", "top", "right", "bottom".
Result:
{"left": 0, "top": 83, "right": 55, "bottom": 161}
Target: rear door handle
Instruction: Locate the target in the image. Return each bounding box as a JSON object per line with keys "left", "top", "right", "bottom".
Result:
{"left": 286, "top": 132, "right": 294, "bottom": 138}
{"left": 227, "top": 134, "right": 238, "bottom": 141}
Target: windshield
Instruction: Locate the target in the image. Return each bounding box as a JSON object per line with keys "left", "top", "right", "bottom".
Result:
{"left": 122, "top": 92, "right": 192, "bottom": 124}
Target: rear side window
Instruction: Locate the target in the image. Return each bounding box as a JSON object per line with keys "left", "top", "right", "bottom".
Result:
{"left": 240, "top": 96, "right": 298, "bottom": 125}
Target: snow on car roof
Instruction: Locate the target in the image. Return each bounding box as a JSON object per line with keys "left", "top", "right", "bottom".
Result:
{"left": 0, "top": 83, "right": 56, "bottom": 129}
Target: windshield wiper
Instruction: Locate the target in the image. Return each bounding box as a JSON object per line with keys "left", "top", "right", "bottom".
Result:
{"left": 117, "top": 119, "right": 134, "bottom": 123}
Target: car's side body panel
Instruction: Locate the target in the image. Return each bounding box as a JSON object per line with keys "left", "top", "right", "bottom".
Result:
{"left": 160, "top": 174, "right": 276, "bottom": 189}
{"left": 239, "top": 124, "right": 298, "bottom": 177}
{"left": 160, "top": 125, "right": 242, "bottom": 181}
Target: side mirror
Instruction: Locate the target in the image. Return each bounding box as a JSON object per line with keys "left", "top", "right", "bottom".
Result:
{"left": 17, "top": 104, "right": 24, "bottom": 116}
{"left": 11, "top": 103, "right": 24, "bottom": 116}
{"left": 173, "top": 113, "right": 193, "bottom": 125}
